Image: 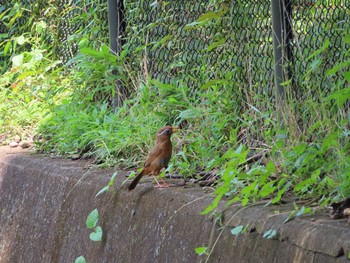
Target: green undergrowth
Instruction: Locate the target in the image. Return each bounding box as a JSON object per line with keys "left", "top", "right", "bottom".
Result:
{"left": 36, "top": 35, "right": 350, "bottom": 208}
{"left": 0, "top": 9, "right": 63, "bottom": 138}
{"left": 1, "top": 1, "right": 350, "bottom": 211}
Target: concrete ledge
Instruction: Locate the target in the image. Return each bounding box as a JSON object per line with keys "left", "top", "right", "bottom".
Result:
{"left": 0, "top": 146, "right": 349, "bottom": 263}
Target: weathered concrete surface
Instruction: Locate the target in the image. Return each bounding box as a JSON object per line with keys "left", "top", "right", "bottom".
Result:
{"left": 0, "top": 146, "right": 349, "bottom": 263}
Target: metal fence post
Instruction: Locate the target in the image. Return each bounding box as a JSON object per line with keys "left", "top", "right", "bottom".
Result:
{"left": 107, "top": 0, "right": 118, "bottom": 53}
{"left": 271, "top": 0, "right": 285, "bottom": 127}
{"left": 107, "top": 0, "right": 127, "bottom": 109}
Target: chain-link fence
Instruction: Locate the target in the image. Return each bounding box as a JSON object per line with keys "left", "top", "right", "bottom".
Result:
{"left": 2, "top": 1, "right": 349, "bottom": 97}
{"left": 0, "top": 0, "right": 109, "bottom": 64}
{"left": 123, "top": 0, "right": 349, "bottom": 97}
{"left": 124, "top": 0, "right": 273, "bottom": 91}
{"left": 291, "top": 1, "right": 349, "bottom": 97}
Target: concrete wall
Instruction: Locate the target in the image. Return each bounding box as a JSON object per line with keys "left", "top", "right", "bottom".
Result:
{"left": 0, "top": 146, "right": 349, "bottom": 263}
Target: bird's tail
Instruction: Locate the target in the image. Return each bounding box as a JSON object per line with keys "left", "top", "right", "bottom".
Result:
{"left": 128, "top": 170, "right": 144, "bottom": 191}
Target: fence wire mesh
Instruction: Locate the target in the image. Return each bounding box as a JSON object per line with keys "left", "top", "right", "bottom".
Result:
{"left": 124, "top": 0, "right": 274, "bottom": 92}
{"left": 291, "top": 1, "right": 349, "bottom": 97}
{"left": 124, "top": 0, "right": 349, "bottom": 96}
{"left": 1, "top": 1, "right": 349, "bottom": 97}
{"left": 0, "top": 0, "right": 108, "bottom": 64}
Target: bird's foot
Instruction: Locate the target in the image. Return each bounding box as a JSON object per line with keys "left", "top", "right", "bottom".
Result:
{"left": 152, "top": 175, "right": 172, "bottom": 188}
{"left": 154, "top": 181, "right": 170, "bottom": 188}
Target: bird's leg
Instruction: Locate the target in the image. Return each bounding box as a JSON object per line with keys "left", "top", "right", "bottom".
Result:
{"left": 152, "top": 175, "right": 170, "bottom": 188}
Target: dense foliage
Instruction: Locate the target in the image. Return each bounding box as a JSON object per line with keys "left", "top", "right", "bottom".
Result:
{"left": 1, "top": 0, "right": 349, "bottom": 211}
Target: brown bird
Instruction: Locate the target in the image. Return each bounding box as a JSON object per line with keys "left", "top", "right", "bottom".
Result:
{"left": 128, "top": 126, "right": 179, "bottom": 191}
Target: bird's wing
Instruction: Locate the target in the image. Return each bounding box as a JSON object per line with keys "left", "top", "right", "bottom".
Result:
{"left": 144, "top": 145, "right": 163, "bottom": 167}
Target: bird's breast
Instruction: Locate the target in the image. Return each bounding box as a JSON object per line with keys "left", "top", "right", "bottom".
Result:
{"left": 158, "top": 157, "right": 170, "bottom": 167}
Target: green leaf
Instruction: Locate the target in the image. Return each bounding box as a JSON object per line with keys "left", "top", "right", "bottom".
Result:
{"left": 310, "top": 58, "right": 321, "bottom": 70}
{"left": 101, "top": 44, "right": 109, "bottom": 54}
{"left": 150, "top": 1, "right": 160, "bottom": 8}
{"left": 127, "top": 171, "right": 136, "bottom": 179}
{"left": 321, "top": 132, "right": 339, "bottom": 151}
{"left": 95, "top": 171, "right": 118, "bottom": 197}
{"left": 75, "top": 256, "right": 86, "bottom": 263}
{"left": 86, "top": 209, "right": 99, "bottom": 229}
{"left": 266, "top": 161, "right": 277, "bottom": 174}
{"left": 222, "top": 144, "right": 248, "bottom": 166}
{"left": 294, "top": 180, "right": 309, "bottom": 192}
{"left": 184, "top": 20, "right": 207, "bottom": 29}
{"left": 310, "top": 169, "right": 321, "bottom": 181}
{"left": 95, "top": 186, "right": 109, "bottom": 197}
{"left": 150, "top": 79, "right": 175, "bottom": 91}
{"left": 296, "top": 206, "right": 306, "bottom": 217}
{"left": 263, "top": 229, "right": 277, "bottom": 239}
{"left": 271, "top": 181, "right": 291, "bottom": 204}
{"left": 291, "top": 143, "right": 307, "bottom": 155}
{"left": 17, "top": 71, "right": 37, "bottom": 80}
{"left": 89, "top": 226, "right": 103, "bottom": 241}
{"left": 80, "top": 48, "right": 102, "bottom": 58}
{"left": 283, "top": 211, "right": 295, "bottom": 224}
{"left": 326, "top": 60, "right": 350, "bottom": 76}
{"left": 12, "top": 54, "right": 24, "bottom": 67}
{"left": 294, "top": 206, "right": 311, "bottom": 218}
{"left": 32, "top": 49, "right": 43, "bottom": 61}
{"left": 276, "top": 131, "right": 287, "bottom": 140}
{"left": 325, "top": 87, "right": 350, "bottom": 107}
{"left": 194, "top": 246, "right": 207, "bottom": 256}
{"left": 199, "top": 79, "right": 226, "bottom": 90}
{"left": 0, "top": 8, "right": 10, "bottom": 20}
{"left": 35, "top": 20, "right": 47, "bottom": 33}
{"left": 344, "top": 71, "right": 350, "bottom": 82}
{"left": 201, "top": 193, "right": 224, "bottom": 215}
{"left": 108, "top": 171, "right": 118, "bottom": 186}
{"left": 246, "top": 165, "right": 266, "bottom": 176}
{"left": 307, "top": 39, "right": 329, "bottom": 60}
{"left": 4, "top": 41, "right": 12, "bottom": 56}
{"left": 98, "top": 130, "right": 109, "bottom": 136}
{"left": 120, "top": 49, "right": 128, "bottom": 60}
{"left": 207, "top": 38, "right": 225, "bottom": 52}
{"left": 241, "top": 180, "right": 258, "bottom": 197}
{"left": 197, "top": 10, "right": 226, "bottom": 21}
{"left": 344, "top": 34, "right": 350, "bottom": 44}
{"left": 178, "top": 108, "right": 201, "bottom": 120}
{"left": 235, "top": 144, "right": 244, "bottom": 154}
{"left": 151, "top": 35, "right": 171, "bottom": 51}
{"left": 16, "top": 35, "right": 26, "bottom": 45}
{"left": 230, "top": 225, "right": 244, "bottom": 236}
{"left": 259, "top": 181, "right": 276, "bottom": 198}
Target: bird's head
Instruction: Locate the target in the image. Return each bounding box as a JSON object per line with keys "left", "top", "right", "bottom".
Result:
{"left": 157, "top": 126, "right": 179, "bottom": 139}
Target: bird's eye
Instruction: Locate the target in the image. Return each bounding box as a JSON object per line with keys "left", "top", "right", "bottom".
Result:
{"left": 158, "top": 129, "right": 171, "bottom": 136}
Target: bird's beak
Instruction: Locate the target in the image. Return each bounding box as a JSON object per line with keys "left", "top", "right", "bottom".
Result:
{"left": 171, "top": 126, "right": 180, "bottom": 132}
